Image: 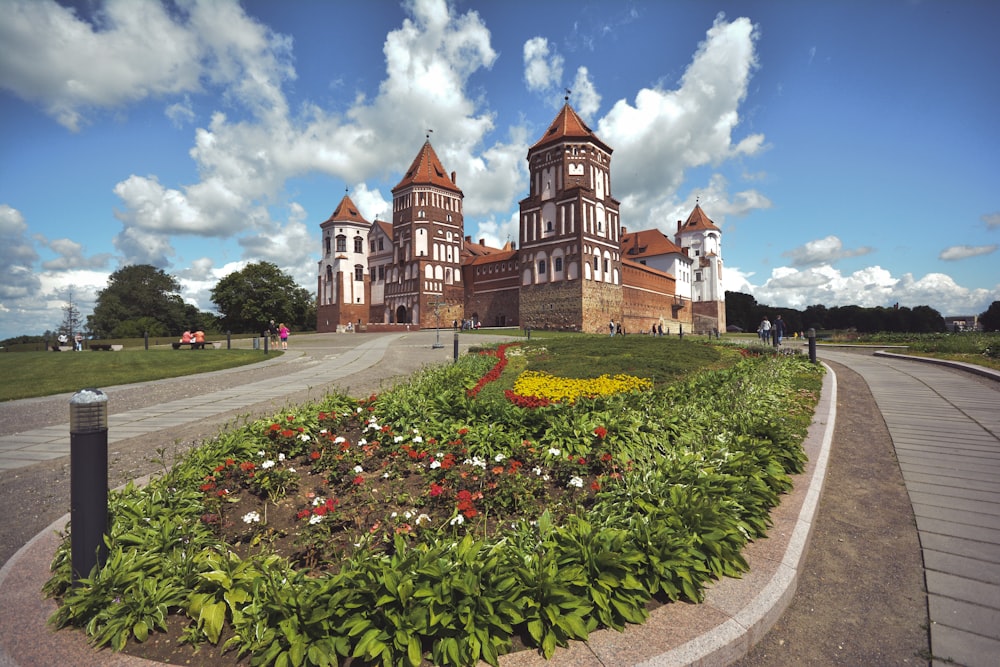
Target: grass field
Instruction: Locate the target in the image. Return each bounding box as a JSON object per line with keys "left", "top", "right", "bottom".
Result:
{"left": 0, "top": 348, "right": 274, "bottom": 401}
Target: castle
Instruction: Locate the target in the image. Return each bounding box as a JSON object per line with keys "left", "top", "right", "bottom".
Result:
{"left": 316, "top": 103, "right": 725, "bottom": 335}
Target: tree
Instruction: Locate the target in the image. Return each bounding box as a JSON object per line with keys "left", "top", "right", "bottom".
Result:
{"left": 980, "top": 301, "right": 1000, "bottom": 332}
{"left": 87, "top": 265, "right": 190, "bottom": 338}
{"left": 211, "top": 262, "right": 313, "bottom": 334}
{"left": 59, "top": 296, "right": 83, "bottom": 339}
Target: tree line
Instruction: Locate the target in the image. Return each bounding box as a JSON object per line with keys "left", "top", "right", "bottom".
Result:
{"left": 726, "top": 291, "right": 1000, "bottom": 334}
{"left": 4, "top": 262, "right": 315, "bottom": 347}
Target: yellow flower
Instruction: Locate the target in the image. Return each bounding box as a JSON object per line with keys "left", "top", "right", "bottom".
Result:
{"left": 512, "top": 371, "right": 651, "bottom": 403}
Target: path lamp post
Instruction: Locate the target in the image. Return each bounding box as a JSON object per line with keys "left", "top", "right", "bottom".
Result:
{"left": 808, "top": 328, "right": 817, "bottom": 364}
{"left": 453, "top": 330, "right": 459, "bottom": 362}
{"left": 429, "top": 299, "right": 445, "bottom": 349}
{"left": 69, "top": 388, "right": 109, "bottom": 586}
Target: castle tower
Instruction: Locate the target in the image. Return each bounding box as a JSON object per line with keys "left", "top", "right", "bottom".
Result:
{"left": 675, "top": 203, "right": 726, "bottom": 332}
{"left": 386, "top": 140, "right": 465, "bottom": 328}
{"left": 316, "top": 193, "right": 372, "bottom": 332}
{"left": 518, "top": 103, "right": 622, "bottom": 332}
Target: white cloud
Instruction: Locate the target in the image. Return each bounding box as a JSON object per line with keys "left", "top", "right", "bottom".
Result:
{"left": 0, "top": 0, "right": 207, "bottom": 131}
{"left": 735, "top": 263, "right": 1000, "bottom": 316}
{"left": 983, "top": 212, "right": 1000, "bottom": 230}
{"left": 939, "top": 244, "right": 998, "bottom": 261}
{"left": 598, "top": 14, "right": 767, "bottom": 230}
{"left": 523, "top": 37, "right": 563, "bottom": 92}
{"left": 784, "top": 235, "right": 875, "bottom": 267}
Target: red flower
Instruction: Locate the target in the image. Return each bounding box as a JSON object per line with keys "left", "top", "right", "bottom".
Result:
{"left": 281, "top": 429, "right": 294, "bottom": 438}
{"left": 429, "top": 482, "right": 445, "bottom": 497}
{"left": 352, "top": 475, "right": 364, "bottom": 486}
{"left": 269, "top": 424, "right": 281, "bottom": 432}
{"left": 310, "top": 451, "right": 321, "bottom": 460}
{"left": 240, "top": 461, "right": 255, "bottom": 471}
{"left": 458, "top": 428, "right": 469, "bottom": 435}
{"left": 297, "top": 509, "right": 311, "bottom": 519}
{"left": 591, "top": 481, "right": 602, "bottom": 491}
{"left": 199, "top": 482, "right": 215, "bottom": 492}
{"left": 593, "top": 426, "right": 608, "bottom": 439}
{"left": 601, "top": 453, "right": 613, "bottom": 462}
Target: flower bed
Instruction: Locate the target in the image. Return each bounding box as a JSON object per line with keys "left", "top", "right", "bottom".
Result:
{"left": 44, "top": 344, "right": 822, "bottom": 667}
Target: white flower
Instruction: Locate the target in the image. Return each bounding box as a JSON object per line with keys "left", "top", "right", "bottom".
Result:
{"left": 261, "top": 460, "right": 275, "bottom": 469}
{"left": 288, "top": 467, "right": 296, "bottom": 473}
{"left": 568, "top": 476, "right": 584, "bottom": 488}
{"left": 394, "top": 435, "right": 404, "bottom": 443}
{"left": 334, "top": 436, "right": 346, "bottom": 444}
{"left": 390, "top": 511, "right": 398, "bottom": 518}
{"left": 464, "top": 456, "right": 487, "bottom": 469}
{"left": 309, "top": 514, "right": 324, "bottom": 525}
{"left": 533, "top": 467, "right": 543, "bottom": 476}
{"left": 319, "top": 429, "right": 328, "bottom": 435}
{"left": 278, "top": 452, "right": 286, "bottom": 461}
{"left": 548, "top": 448, "right": 561, "bottom": 457}
{"left": 298, "top": 434, "right": 310, "bottom": 442}
{"left": 494, "top": 453, "right": 506, "bottom": 462}
{"left": 312, "top": 496, "right": 326, "bottom": 506}
{"left": 242, "top": 511, "right": 261, "bottom": 524}
{"left": 257, "top": 450, "right": 266, "bottom": 457}
{"left": 416, "top": 513, "right": 431, "bottom": 526}
{"left": 429, "top": 460, "right": 441, "bottom": 469}
{"left": 353, "top": 465, "right": 364, "bottom": 473}
{"left": 543, "top": 474, "right": 550, "bottom": 481}
{"left": 413, "top": 435, "right": 423, "bottom": 443}
{"left": 383, "top": 472, "right": 390, "bottom": 478}
{"left": 358, "top": 438, "right": 368, "bottom": 446}
{"left": 450, "top": 514, "right": 465, "bottom": 526}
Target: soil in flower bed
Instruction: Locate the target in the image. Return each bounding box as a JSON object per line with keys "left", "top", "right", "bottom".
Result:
{"left": 119, "top": 409, "right": 609, "bottom": 666}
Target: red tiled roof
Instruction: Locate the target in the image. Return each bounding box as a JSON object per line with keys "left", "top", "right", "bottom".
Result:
{"left": 323, "top": 194, "right": 369, "bottom": 225}
{"left": 621, "top": 228, "right": 685, "bottom": 258}
{"left": 392, "top": 140, "right": 462, "bottom": 194}
{"left": 678, "top": 204, "right": 720, "bottom": 233}
{"left": 530, "top": 103, "right": 611, "bottom": 153}
{"left": 464, "top": 248, "right": 517, "bottom": 266}
{"left": 372, "top": 219, "right": 393, "bottom": 240}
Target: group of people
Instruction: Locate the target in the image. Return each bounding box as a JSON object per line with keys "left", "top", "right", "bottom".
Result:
{"left": 264, "top": 320, "right": 290, "bottom": 350}
{"left": 757, "top": 315, "right": 786, "bottom": 346}
{"left": 179, "top": 330, "right": 206, "bottom": 346}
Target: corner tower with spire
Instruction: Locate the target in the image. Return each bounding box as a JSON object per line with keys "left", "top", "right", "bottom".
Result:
{"left": 518, "top": 102, "right": 623, "bottom": 331}
{"left": 316, "top": 193, "right": 371, "bottom": 332}
{"left": 675, "top": 202, "right": 726, "bottom": 332}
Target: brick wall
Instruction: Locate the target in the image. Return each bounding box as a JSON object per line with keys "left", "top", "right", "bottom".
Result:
{"left": 520, "top": 281, "right": 586, "bottom": 331}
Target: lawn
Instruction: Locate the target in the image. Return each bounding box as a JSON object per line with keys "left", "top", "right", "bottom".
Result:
{"left": 0, "top": 348, "right": 274, "bottom": 401}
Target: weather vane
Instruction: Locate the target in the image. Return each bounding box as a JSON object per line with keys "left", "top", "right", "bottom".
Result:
{"left": 426, "top": 128, "right": 433, "bottom": 139}
{"left": 564, "top": 88, "right": 571, "bottom": 102}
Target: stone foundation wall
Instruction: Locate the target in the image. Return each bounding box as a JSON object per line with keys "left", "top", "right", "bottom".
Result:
{"left": 520, "top": 281, "right": 585, "bottom": 331}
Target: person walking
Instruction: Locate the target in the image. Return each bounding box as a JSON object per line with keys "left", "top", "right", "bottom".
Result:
{"left": 278, "top": 323, "right": 290, "bottom": 350}
{"left": 758, "top": 317, "right": 771, "bottom": 343}
{"left": 773, "top": 314, "right": 786, "bottom": 347}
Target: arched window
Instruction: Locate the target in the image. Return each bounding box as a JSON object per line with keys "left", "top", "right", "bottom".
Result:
{"left": 354, "top": 237, "right": 364, "bottom": 253}
{"left": 336, "top": 235, "right": 347, "bottom": 252}
{"left": 354, "top": 265, "right": 364, "bottom": 281}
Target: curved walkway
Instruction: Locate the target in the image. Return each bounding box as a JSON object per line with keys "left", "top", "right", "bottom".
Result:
{"left": 0, "top": 334, "right": 995, "bottom": 666}
{"left": 815, "top": 348, "right": 1000, "bottom": 667}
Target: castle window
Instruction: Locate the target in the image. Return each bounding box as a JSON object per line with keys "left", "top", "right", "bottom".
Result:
{"left": 336, "top": 235, "right": 346, "bottom": 252}
{"left": 370, "top": 240, "right": 376, "bottom": 253}
{"left": 603, "top": 259, "right": 609, "bottom": 273}
{"left": 378, "top": 238, "right": 384, "bottom": 251}
{"left": 354, "top": 265, "right": 364, "bottom": 281}
{"left": 538, "top": 259, "right": 546, "bottom": 275}
{"left": 554, "top": 257, "right": 563, "bottom": 272}
{"left": 325, "top": 237, "right": 331, "bottom": 256}
{"left": 354, "top": 237, "right": 363, "bottom": 253}
{"left": 378, "top": 266, "right": 384, "bottom": 281}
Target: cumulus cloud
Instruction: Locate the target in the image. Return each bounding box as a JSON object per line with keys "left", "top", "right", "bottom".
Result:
{"left": 0, "top": 204, "right": 41, "bottom": 302}
{"left": 523, "top": 37, "right": 563, "bottom": 92}
{"left": 981, "top": 212, "right": 1000, "bottom": 230}
{"left": 733, "top": 262, "right": 999, "bottom": 316}
{"left": 598, "top": 14, "right": 767, "bottom": 230}
{"left": 39, "top": 238, "right": 114, "bottom": 271}
{"left": 783, "top": 235, "right": 875, "bottom": 267}
{"left": 939, "top": 244, "right": 998, "bottom": 261}
{"left": 0, "top": 0, "right": 206, "bottom": 131}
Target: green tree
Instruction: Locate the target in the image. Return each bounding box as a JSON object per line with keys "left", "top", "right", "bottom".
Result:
{"left": 979, "top": 301, "right": 1000, "bottom": 332}
{"left": 87, "top": 265, "right": 190, "bottom": 338}
{"left": 211, "top": 261, "right": 313, "bottom": 334}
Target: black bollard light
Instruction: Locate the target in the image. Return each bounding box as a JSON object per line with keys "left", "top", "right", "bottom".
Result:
{"left": 453, "top": 331, "right": 459, "bottom": 362}
{"left": 264, "top": 335, "right": 269, "bottom": 354}
{"left": 144, "top": 330, "right": 149, "bottom": 350}
{"left": 808, "top": 328, "right": 817, "bottom": 364}
{"left": 678, "top": 324, "right": 684, "bottom": 341}
{"left": 227, "top": 330, "right": 231, "bottom": 350}
{"left": 69, "top": 388, "right": 109, "bottom": 586}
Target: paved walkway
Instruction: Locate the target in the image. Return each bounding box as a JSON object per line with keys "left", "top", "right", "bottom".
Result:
{"left": 0, "top": 333, "right": 403, "bottom": 471}
{"left": 816, "top": 348, "right": 1000, "bottom": 667}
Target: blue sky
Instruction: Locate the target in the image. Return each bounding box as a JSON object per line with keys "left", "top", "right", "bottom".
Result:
{"left": 1, "top": 0, "right": 998, "bottom": 340}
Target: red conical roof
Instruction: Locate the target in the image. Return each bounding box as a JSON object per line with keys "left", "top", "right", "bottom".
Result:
{"left": 530, "top": 103, "right": 610, "bottom": 153}
{"left": 678, "top": 204, "right": 720, "bottom": 233}
{"left": 322, "top": 194, "right": 369, "bottom": 225}
{"left": 392, "top": 140, "right": 462, "bottom": 194}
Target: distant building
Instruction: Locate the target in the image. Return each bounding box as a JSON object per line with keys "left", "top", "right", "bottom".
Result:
{"left": 317, "top": 103, "right": 726, "bottom": 334}
{"left": 944, "top": 315, "right": 980, "bottom": 332}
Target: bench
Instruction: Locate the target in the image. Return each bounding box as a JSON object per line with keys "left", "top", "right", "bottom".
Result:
{"left": 171, "top": 341, "right": 222, "bottom": 350}
{"left": 89, "top": 344, "right": 112, "bottom": 351}
{"left": 172, "top": 341, "right": 208, "bottom": 349}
